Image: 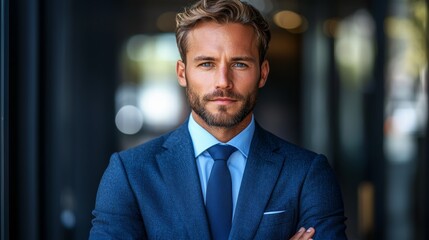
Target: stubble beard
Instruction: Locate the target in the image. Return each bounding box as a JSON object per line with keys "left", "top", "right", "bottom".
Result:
{"left": 186, "top": 85, "right": 258, "bottom": 128}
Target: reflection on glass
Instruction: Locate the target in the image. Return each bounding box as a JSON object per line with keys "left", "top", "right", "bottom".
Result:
{"left": 335, "top": 9, "right": 375, "bottom": 88}
{"left": 116, "top": 33, "right": 185, "bottom": 148}
{"left": 138, "top": 83, "right": 182, "bottom": 130}
{"left": 273, "top": 10, "right": 308, "bottom": 33}
{"left": 115, "top": 105, "right": 144, "bottom": 135}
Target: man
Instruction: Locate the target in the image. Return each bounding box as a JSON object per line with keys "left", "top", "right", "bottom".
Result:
{"left": 89, "top": 0, "right": 347, "bottom": 239}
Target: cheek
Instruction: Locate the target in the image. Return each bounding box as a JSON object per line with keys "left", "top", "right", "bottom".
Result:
{"left": 186, "top": 72, "right": 213, "bottom": 90}
{"left": 235, "top": 73, "right": 261, "bottom": 91}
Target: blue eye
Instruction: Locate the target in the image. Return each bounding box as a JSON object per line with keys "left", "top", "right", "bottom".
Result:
{"left": 200, "top": 62, "right": 214, "bottom": 68}
{"left": 233, "top": 63, "right": 247, "bottom": 68}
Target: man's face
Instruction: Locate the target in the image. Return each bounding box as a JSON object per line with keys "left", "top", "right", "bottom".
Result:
{"left": 176, "top": 21, "right": 269, "bottom": 128}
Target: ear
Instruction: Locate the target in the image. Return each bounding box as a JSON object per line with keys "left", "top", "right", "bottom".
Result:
{"left": 258, "top": 60, "right": 269, "bottom": 88}
{"left": 176, "top": 60, "right": 187, "bottom": 87}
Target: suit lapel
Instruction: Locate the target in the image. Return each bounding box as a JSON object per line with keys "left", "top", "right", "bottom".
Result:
{"left": 229, "top": 125, "right": 285, "bottom": 239}
{"left": 156, "top": 123, "right": 211, "bottom": 239}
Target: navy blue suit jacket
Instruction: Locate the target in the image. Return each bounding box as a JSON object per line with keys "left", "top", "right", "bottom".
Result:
{"left": 90, "top": 122, "right": 347, "bottom": 239}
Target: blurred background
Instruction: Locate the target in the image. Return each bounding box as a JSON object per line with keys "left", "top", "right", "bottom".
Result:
{"left": 1, "top": 0, "right": 428, "bottom": 239}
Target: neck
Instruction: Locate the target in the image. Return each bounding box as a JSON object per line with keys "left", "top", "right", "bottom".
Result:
{"left": 191, "top": 111, "right": 252, "bottom": 143}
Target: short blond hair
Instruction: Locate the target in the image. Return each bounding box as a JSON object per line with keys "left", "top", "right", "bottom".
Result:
{"left": 176, "top": 0, "right": 271, "bottom": 64}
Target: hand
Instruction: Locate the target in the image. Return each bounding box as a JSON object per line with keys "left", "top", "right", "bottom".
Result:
{"left": 289, "top": 227, "right": 315, "bottom": 240}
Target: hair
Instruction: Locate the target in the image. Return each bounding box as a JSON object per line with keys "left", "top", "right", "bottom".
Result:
{"left": 175, "top": 0, "right": 271, "bottom": 64}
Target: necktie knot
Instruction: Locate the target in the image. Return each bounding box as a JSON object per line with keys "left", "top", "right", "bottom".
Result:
{"left": 207, "top": 144, "right": 236, "bottom": 161}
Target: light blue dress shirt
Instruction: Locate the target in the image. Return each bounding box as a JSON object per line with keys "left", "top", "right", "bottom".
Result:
{"left": 188, "top": 114, "right": 255, "bottom": 216}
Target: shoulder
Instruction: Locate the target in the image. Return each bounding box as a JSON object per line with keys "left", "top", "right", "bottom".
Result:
{"left": 118, "top": 133, "right": 168, "bottom": 159}
{"left": 114, "top": 122, "right": 190, "bottom": 165}
{"left": 254, "top": 124, "right": 330, "bottom": 175}
{"left": 255, "top": 124, "right": 320, "bottom": 160}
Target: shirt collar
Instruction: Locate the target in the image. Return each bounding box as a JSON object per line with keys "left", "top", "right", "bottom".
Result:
{"left": 188, "top": 114, "right": 255, "bottom": 158}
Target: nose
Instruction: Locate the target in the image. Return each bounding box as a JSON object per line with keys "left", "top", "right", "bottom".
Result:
{"left": 215, "top": 65, "right": 232, "bottom": 89}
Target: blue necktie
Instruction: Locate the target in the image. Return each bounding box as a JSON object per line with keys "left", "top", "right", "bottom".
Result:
{"left": 206, "top": 144, "right": 236, "bottom": 240}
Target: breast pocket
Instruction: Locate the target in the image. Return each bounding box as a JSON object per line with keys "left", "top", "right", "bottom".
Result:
{"left": 254, "top": 208, "right": 296, "bottom": 239}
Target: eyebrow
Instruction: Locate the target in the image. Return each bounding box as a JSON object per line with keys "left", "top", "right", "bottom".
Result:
{"left": 193, "top": 56, "right": 215, "bottom": 62}
{"left": 192, "top": 55, "right": 256, "bottom": 62}
{"left": 231, "top": 56, "right": 256, "bottom": 62}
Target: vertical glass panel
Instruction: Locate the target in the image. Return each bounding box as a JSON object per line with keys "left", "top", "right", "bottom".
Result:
{"left": 335, "top": 9, "right": 375, "bottom": 168}
{"left": 384, "top": 0, "right": 427, "bottom": 239}
{"left": 334, "top": 9, "right": 377, "bottom": 239}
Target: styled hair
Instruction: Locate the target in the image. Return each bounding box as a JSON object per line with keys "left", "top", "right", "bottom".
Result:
{"left": 175, "top": 0, "right": 271, "bottom": 64}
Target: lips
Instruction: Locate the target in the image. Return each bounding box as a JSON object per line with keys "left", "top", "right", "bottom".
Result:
{"left": 210, "top": 97, "right": 237, "bottom": 105}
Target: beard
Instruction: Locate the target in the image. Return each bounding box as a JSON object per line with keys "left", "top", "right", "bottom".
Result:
{"left": 186, "top": 85, "right": 258, "bottom": 128}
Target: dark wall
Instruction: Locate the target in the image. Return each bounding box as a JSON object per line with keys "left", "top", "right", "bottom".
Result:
{"left": 9, "top": 0, "right": 118, "bottom": 239}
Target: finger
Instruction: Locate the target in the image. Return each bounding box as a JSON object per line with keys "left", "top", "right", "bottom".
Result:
{"left": 299, "top": 227, "right": 315, "bottom": 240}
{"left": 289, "top": 227, "right": 305, "bottom": 240}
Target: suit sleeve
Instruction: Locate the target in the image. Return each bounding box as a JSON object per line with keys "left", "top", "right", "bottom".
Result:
{"left": 298, "top": 154, "right": 348, "bottom": 239}
{"left": 89, "top": 153, "right": 147, "bottom": 240}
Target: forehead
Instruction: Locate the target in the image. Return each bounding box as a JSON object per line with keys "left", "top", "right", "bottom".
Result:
{"left": 186, "top": 21, "right": 259, "bottom": 57}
